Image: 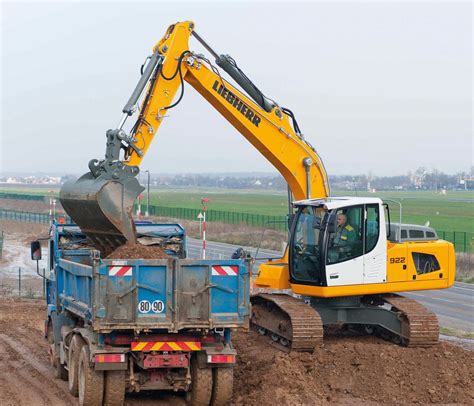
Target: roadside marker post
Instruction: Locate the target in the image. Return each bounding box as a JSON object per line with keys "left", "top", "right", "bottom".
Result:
{"left": 197, "top": 212, "right": 204, "bottom": 236}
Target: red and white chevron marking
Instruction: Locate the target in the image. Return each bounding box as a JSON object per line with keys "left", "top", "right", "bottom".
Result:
{"left": 108, "top": 266, "right": 133, "bottom": 276}
{"left": 211, "top": 265, "right": 238, "bottom": 276}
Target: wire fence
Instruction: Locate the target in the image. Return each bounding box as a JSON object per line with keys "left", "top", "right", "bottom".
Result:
{"left": 0, "top": 209, "right": 66, "bottom": 224}
{"left": 0, "top": 268, "right": 46, "bottom": 298}
{"left": 145, "top": 204, "right": 288, "bottom": 231}
{"left": 0, "top": 207, "right": 472, "bottom": 252}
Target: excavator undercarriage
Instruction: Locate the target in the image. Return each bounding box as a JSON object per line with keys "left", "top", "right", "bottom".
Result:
{"left": 250, "top": 293, "right": 439, "bottom": 352}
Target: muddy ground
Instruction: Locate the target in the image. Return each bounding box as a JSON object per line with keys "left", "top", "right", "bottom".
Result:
{"left": 0, "top": 298, "right": 472, "bottom": 406}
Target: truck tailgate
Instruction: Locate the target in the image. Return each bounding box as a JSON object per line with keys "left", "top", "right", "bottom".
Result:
{"left": 57, "top": 257, "right": 250, "bottom": 332}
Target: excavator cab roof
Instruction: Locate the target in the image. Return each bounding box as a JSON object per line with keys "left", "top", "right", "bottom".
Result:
{"left": 294, "top": 196, "right": 383, "bottom": 210}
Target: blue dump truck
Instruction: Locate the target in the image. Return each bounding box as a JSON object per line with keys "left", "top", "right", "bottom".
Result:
{"left": 31, "top": 221, "right": 250, "bottom": 406}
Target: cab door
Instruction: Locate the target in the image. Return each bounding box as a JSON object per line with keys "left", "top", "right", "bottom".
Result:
{"left": 363, "top": 204, "right": 387, "bottom": 284}
{"left": 325, "top": 205, "right": 365, "bottom": 286}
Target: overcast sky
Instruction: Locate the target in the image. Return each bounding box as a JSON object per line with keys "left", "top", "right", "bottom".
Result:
{"left": 1, "top": 1, "right": 472, "bottom": 177}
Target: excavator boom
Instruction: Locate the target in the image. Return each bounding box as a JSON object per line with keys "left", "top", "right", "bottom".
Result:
{"left": 60, "top": 21, "right": 329, "bottom": 255}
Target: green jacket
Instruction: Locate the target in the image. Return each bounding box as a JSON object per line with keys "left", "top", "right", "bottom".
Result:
{"left": 333, "top": 224, "right": 357, "bottom": 251}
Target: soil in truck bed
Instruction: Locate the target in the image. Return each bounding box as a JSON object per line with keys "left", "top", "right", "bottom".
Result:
{"left": 106, "top": 242, "right": 169, "bottom": 259}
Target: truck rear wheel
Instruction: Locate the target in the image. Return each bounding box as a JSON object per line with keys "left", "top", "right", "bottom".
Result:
{"left": 211, "top": 367, "right": 233, "bottom": 406}
{"left": 103, "top": 370, "right": 126, "bottom": 406}
{"left": 188, "top": 357, "right": 213, "bottom": 406}
{"left": 78, "top": 345, "right": 104, "bottom": 406}
{"left": 68, "top": 334, "right": 85, "bottom": 396}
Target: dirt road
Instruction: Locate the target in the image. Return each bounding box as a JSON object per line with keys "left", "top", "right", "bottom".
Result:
{"left": 0, "top": 298, "right": 472, "bottom": 405}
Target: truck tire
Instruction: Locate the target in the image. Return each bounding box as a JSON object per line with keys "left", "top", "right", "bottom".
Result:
{"left": 68, "top": 334, "right": 85, "bottom": 396}
{"left": 103, "top": 370, "right": 126, "bottom": 406}
{"left": 188, "top": 357, "right": 213, "bottom": 406}
{"left": 211, "top": 367, "right": 233, "bottom": 406}
{"left": 78, "top": 345, "right": 104, "bottom": 406}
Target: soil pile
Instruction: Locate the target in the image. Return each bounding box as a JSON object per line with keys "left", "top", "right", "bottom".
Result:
{"left": 106, "top": 242, "right": 169, "bottom": 259}
{"left": 233, "top": 330, "right": 474, "bottom": 405}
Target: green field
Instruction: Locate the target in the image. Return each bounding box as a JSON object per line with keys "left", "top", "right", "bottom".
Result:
{"left": 144, "top": 189, "right": 473, "bottom": 233}
{"left": 1, "top": 186, "right": 473, "bottom": 233}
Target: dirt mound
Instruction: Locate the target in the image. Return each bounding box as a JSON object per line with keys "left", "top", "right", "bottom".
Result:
{"left": 106, "top": 242, "right": 169, "bottom": 259}
{"left": 233, "top": 331, "right": 474, "bottom": 405}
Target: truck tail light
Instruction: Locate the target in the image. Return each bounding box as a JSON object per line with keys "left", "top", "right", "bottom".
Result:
{"left": 95, "top": 354, "right": 125, "bottom": 363}
{"left": 207, "top": 355, "right": 236, "bottom": 364}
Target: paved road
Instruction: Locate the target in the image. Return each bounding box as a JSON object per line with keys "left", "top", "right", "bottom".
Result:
{"left": 187, "top": 237, "right": 282, "bottom": 265}
{"left": 403, "top": 283, "right": 473, "bottom": 332}
{"left": 187, "top": 237, "right": 474, "bottom": 333}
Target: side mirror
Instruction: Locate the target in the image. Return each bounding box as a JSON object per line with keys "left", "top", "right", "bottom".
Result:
{"left": 327, "top": 216, "right": 337, "bottom": 234}
{"left": 312, "top": 216, "right": 322, "bottom": 229}
{"left": 31, "top": 240, "right": 42, "bottom": 261}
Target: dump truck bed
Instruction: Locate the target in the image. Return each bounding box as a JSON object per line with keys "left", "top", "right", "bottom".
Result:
{"left": 56, "top": 254, "right": 250, "bottom": 332}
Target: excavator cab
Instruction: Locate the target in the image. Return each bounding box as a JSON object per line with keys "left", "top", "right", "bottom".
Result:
{"left": 288, "top": 197, "right": 388, "bottom": 288}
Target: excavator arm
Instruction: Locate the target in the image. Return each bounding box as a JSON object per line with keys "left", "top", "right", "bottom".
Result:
{"left": 60, "top": 21, "right": 329, "bottom": 254}
{"left": 127, "top": 21, "right": 329, "bottom": 200}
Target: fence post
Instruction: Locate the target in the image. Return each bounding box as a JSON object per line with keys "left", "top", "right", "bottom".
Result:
{"left": 464, "top": 232, "right": 467, "bottom": 253}
{"left": 43, "top": 269, "right": 46, "bottom": 298}
{"left": 18, "top": 267, "right": 21, "bottom": 297}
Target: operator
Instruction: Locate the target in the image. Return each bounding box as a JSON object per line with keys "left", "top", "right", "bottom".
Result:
{"left": 328, "top": 213, "right": 357, "bottom": 262}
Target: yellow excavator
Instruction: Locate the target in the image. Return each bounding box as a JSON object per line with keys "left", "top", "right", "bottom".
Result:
{"left": 60, "top": 21, "right": 455, "bottom": 351}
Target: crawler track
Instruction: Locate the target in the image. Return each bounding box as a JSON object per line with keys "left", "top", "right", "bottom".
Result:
{"left": 384, "top": 294, "right": 439, "bottom": 347}
{"left": 251, "top": 294, "right": 323, "bottom": 352}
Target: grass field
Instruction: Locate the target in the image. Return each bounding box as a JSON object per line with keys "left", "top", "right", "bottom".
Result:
{"left": 1, "top": 186, "right": 473, "bottom": 233}
{"left": 147, "top": 189, "right": 473, "bottom": 234}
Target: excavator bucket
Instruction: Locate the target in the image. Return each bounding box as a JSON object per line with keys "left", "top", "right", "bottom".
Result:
{"left": 60, "top": 172, "right": 144, "bottom": 256}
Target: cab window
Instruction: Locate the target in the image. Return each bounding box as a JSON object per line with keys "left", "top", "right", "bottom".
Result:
{"left": 327, "top": 206, "right": 363, "bottom": 264}
{"left": 291, "top": 206, "right": 325, "bottom": 284}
